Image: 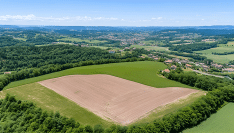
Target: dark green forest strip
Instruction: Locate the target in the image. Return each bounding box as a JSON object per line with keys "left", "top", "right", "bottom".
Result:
{"left": 0, "top": 94, "right": 102, "bottom": 132}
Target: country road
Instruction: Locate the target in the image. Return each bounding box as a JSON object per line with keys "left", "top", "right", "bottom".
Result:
{"left": 193, "top": 70, "right": 233, "bottom": 80}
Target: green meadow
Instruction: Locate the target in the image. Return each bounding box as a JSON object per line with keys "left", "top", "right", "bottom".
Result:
{"left": 0, "top": 74, "right": 4, "bottom": 78}
{"left": 130, "top": 45, "right": 169, "bottom": 51}
{"left": 90, "top": 46, "right": 109, "bottom": 49}
{"left": 4, "top": 61, "right": 192, "bottom": 89}
{"left": 1, "top": 61, "right": 201, "bottom": 127}
{"left": 15, "top": 37, "right": 27, "bottom": 41}
{"left": 195, "top": 41, "right": 234, "bottom": 63}
{"left": 184, "top": 103, "right": 234, "bottom": 133}
{"left": 57, "top": 37, "right": 107, "bottom": 44}
{"left": 142, "top": 40, "right": 165, "bottom": 45}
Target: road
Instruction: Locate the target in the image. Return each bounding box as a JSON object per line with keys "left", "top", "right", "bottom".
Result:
{"left": 193, "top": 70, "right": 232, "bottom": 80}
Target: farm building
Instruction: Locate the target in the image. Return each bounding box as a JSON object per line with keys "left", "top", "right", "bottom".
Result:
{"left": 170, "top": 65, "right": 177, "bottom": 70}
{"left": 222, "top": 68, "right": 234, "bottom": 72}
{"left": 108, "top": 50, "right": 115, "bottom": 53}
{"left": 185, "top": 64, "right": 192, "bottom": 68}
{"left": 164, "top": 60, "right": 173, "bottom": 64}
{"left": 162, "top": 69, "right": 170, "bottom": 73}
{"left": 4, "top": 72, "right": 11, "bottom": 74}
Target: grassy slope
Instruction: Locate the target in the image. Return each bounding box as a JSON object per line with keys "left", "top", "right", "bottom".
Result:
{"left": 1, "top": 61, "right": 201, "bottom": 127}
{"left": 15, "top": 38, "right": 27, "bottom": 41}
{"left": 184, "top": 103, "right": 234, "bottom": 133}
{"left": 195, "top": 41, "right": 234, "bottom": 63}
{"left": 142, "top": 40, "right": 165, "bottom": 45}
{"left": 5, "top": 61, "right": 192, "bottom": 89}
{"left": 0, "top": 83, "right": 111, "bottom": 127}
{"left": 0, "top": 74, "right": 4, "bottom": 78}
{"left": 90, "top": 46, "right": 109, "bottom": 49}
{"left": 130, "top": 45, "right": 169, "bottom": 51}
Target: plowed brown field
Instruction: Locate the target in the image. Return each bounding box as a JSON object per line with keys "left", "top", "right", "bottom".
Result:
{"left": 39, "top": 74, "right": 199, "bottom": 125}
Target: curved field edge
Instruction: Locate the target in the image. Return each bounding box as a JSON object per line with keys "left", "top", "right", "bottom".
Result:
{"left": 184, "top": 103, "right": 234, "bottom": 133}
{"left": 131, "top": 91, "right": 206, "bottom": 125}
{"left": 0, "top": 83, "right": 113, "bottom": 127}
{"left": 4, "top": 61, "right": 196, "bottom": 90}
{"left": 0, "top": 83, "right": 205, "bottom": 127}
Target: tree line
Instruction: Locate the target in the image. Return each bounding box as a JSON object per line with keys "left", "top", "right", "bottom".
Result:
{"left": 169, "top": 42, "right": 218, "bottom": 53}
{"left": 212, "top": 51, "right": 234, "bottom": 55}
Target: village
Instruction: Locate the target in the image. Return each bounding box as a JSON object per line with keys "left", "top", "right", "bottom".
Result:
{"left": 143, "top": 54, "right": 234, "bottom": 80}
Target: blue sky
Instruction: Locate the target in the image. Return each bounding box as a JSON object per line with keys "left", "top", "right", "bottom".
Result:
{"left": 0, "top": 0, "right": 233, "bottom": 26}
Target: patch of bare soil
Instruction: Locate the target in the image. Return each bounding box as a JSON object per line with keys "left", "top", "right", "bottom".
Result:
{"left": 39, "top": 74, "right": 199, "bottom": 125}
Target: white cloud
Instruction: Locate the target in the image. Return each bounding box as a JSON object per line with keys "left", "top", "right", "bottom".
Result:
{"left": 142, "top": 20, "right": 151, "bottom": 22}
{"left": 152, "top": 17, "right": 162, "bottom": 20}
{"left": 94, "top": 17, "right": 118, "bottom": 20}
{"left": 0, "top": 14, "right": 119, "bottom": 22}
{"left": 0, "top": 14, "right": 36, "bottom": 21}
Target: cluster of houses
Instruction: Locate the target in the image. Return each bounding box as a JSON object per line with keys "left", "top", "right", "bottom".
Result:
{"left": 146, "top": 54, "right": 234, "bottom": 74}
{"left": 202, "top": 39, "right": 216, "bottom": 42}
{"left": 147, "top": 54, "right": 159, "bottom": 60}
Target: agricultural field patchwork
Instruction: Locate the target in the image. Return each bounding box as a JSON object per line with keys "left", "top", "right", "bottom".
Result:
{"left": 195, "top": 41, "right": 234, "bottom": 63}
{"left": 184, "top": 103, "right": 234, "bottom": 133}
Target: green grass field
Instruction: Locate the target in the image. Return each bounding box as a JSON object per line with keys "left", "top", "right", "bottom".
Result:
{"left": 15, "top": 38, "right": 27, "bottom": 41}
{"left": 142, "top": 40, "right": 165, "bottom": 46}
{"left": 4, "top": 61, "right": 192, "bottom": 89}
{"left": 58, "top": 37, "right": 107, "bottom": 44}
{"left": 195, "top": 41, "right": 234, "bottom": 63}
{"left": 0, "top": 74, "right": 4, "bottom": 78}
{"left": 1, "top": 61, "right": 201, "bottom": 127}
{"left": 130, "top": 45, "right": 169, "bottom": 51}
{"left": 184, "top": 103, "right": 234, "bottom": 133}
{"left": 90, "top": 46, "right": 109, "bottom": 49}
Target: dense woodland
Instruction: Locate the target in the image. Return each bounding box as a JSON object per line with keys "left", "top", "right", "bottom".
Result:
{"left": 0, "top": 36, "right": 29, "bottom": 47}
{"left": 0, "top": 94, "right": 95, "bottom": 132}
{"left": 0, "top": 45, "right": 149, "bottom": 72}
